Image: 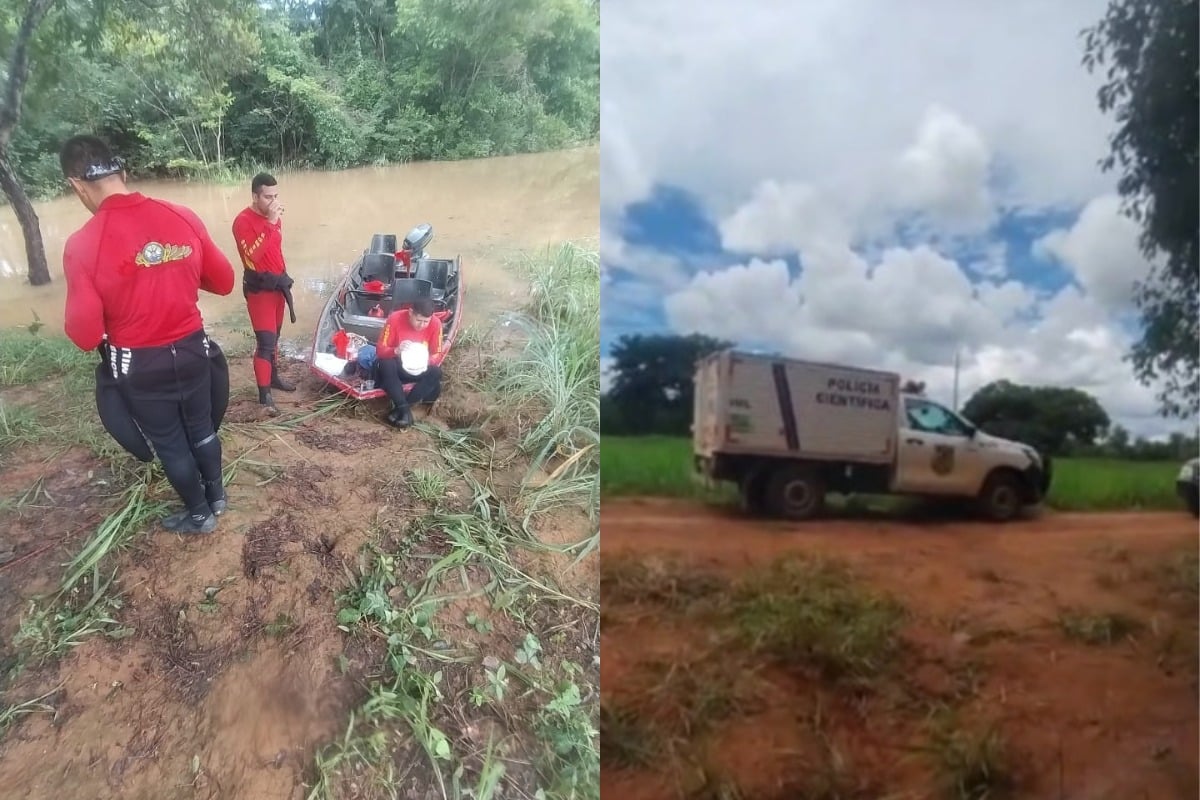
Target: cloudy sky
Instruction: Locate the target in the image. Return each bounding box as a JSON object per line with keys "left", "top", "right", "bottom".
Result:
{"left": 600, "top": 0, "right": 1194, "bottom": 439}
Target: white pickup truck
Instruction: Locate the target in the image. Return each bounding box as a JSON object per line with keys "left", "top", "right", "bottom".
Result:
{"left": 692, "top": 349, "right": 1051, "bottom": 522}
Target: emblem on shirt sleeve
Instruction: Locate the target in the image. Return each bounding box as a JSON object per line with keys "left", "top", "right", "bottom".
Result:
{"left": 135, "top": 241, "right": 193, "bottom": 268}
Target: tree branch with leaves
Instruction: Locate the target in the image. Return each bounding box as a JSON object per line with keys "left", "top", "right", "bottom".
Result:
{"left": 1082, "top": 0, "right": 1200, "bottom": 419}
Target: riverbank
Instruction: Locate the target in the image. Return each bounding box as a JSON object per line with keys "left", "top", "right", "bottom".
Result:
{"left": 0, "top": 244, "right": 599, "bottom": 799}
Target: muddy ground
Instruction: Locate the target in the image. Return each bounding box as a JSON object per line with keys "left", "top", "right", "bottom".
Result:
{"left": 600, "top": 498, "right": 1198, "bottom": 800}
{"left": 0, "top": 333, "right": 597, "bottom": 800}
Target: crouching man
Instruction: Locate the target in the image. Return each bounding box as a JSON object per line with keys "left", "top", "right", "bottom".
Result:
{"left": 375, "top": 297, "right": 444, "bottom": 429}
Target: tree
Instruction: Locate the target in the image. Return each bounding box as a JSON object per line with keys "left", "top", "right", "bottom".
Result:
{"left": 901, "top": 379, "right": 926, "bottom": 395}
{"left": 0, "top": 0, "right": 261, "bottom": 286}
{"left": 0, "top": 0, "right": 57, "bottom": 286}
{"left": 605, "top": 333, "right": 731, "bottom": 436}
{"left": 961, "top": 380, "right": 1111, "bottom": 456}
{"left": 1082, "top": 0, "right": 1200, "bottom": 419}
{"left": 1106, "top": 423, "right": 1131, "bottom": 455}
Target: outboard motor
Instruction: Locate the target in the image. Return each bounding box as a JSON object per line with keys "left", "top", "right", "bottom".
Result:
{"left": 370, "top": 233, "right": 398, "bottom": 254}
{"left": 402, "top": 224, "right": 434, "bottom": 260}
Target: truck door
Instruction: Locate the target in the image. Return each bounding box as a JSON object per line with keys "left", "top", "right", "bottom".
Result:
{"left": 894, "top": 397, "right": 984, "bottom": 495}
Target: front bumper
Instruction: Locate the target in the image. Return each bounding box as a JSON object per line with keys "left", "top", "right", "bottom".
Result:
{"left": 1023, "top": 455, "right": 1052, "bottom": 503}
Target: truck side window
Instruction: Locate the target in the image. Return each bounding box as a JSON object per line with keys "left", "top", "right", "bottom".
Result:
{"left": 904, "top": 398, "right": 971, "bottom": 437}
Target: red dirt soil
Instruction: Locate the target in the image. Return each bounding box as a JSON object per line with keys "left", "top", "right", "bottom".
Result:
{"left": 601, "top": 498, "right": 1199, "bottom": 800}
{"left": 0, "top": 343, "right": 595, "bottom": 800}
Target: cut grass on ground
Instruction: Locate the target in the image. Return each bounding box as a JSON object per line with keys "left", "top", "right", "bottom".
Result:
{"left": 601, "top": 435, "right": 1185, "bottom": 511}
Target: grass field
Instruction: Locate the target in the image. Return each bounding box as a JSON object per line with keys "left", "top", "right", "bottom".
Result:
{"left": 600, "top": 435, "right": 1187, "bottom": 511}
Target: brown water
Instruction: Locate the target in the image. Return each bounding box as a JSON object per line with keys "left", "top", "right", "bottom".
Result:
{"left": 0, "top": 145, "right": 598, "bottom": 349}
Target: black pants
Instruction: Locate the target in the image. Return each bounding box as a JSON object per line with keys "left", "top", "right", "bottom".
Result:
{"left": 111, "top": 330, "right": 223, "bottom": 516}
{"left": 377, "top": 359, "right": 442, "bottom": 410}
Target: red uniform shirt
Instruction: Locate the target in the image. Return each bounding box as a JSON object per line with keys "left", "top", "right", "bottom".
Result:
{"left": 376, "top": 309, "right": 444, "bottom": 363}
{"left": 232, "top": 207, "right": 286, "bottom": 275}
{"left": 63, "top": 192, "right": 235, "bottom": 350}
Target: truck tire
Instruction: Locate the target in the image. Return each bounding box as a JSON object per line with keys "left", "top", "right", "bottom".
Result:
{"left": 738, "top": 469, "right": 769, "bottom": 516}
{"left": 765, "top": 464, "right": 826, "bottom": 521}
{"left": 977, "top": 470, "right": 1023, "bottom": 523}
{"left": 1186, "top": 488, "right": 1199, "bottom": 519}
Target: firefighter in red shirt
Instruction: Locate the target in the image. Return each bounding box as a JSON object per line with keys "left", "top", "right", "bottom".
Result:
{"left": 232, "top": 173, "right": 296, "bottom": 412}
{"left": 60, "top": 135, "right": 236, "bottom": 535}
{"left": 375, "top": 297, "right": 445, "bottom": 429}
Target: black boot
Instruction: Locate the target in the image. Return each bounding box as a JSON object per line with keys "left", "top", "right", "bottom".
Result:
{"left": 270, "top": 359, "right": 296, "bottom": 392}
{"left": 258, "top": 386, "right": 280, "bottom": 414}
{"left": 385, "top": 404, "right": 413, "bottom": 429}
{"left": 203, "top": 479, "right": 227, "bottom": 516}
{"left": 162, "top": 507, "right": 217, "bottom": 534}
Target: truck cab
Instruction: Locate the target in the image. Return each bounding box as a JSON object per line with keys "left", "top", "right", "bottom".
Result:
{"left": 894, "top": 394, "right": 1051, "bottom": 519}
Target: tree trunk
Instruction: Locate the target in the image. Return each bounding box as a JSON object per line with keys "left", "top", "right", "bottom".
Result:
{"left": 0, "top": 145, "right": 49, "bottom": 285}
{"left": 0, "top": 0, "right": 58, "bottom": 286}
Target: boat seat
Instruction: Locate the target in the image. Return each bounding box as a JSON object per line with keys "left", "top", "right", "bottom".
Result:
{"left": 413, "top": 258, "right": 450, "bottom": 288}
{"left": 369, "top": 233, "right": 398, "bottom": 254}
{"left": 390, "top": 277, "right": 433, "bottom": 307}
{"left": 361, "top": 252, "right": 396, "bottom": 285}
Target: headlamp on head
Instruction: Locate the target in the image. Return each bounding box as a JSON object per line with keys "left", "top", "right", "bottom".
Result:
{"left": 81, "top": 157, "right": 124, "bottom": 181}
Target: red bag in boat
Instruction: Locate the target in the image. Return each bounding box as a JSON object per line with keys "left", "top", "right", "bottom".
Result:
{"left": 332, "top": 329, "right": 349, "bottom": 358}
{"left": 363, "top": 279, "right": 386, "bottom": 293}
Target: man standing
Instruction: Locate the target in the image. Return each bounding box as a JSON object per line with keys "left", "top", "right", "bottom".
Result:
{"left": 232, "top": 172, "right": 297, "bottom": 412}
{"left": 61, "top": 134, "right": 235, "bottom": 534}
{"left": 374, "top": 297, "right": 445, "bottom": 429}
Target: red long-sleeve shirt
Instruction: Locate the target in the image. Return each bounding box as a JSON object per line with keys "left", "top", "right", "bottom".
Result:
{"left": 376, "top": 310, "right": 444, "bottom": 363}
{"left": 232, "top": 207, "right": 286, "bottom": 275}
{"left": 62, "top": 192, "right": 235, "bottom": 350}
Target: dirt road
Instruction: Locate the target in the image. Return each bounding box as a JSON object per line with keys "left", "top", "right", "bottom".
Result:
{"left": 601, "top": 498, "right": 1198, "bottom": 800}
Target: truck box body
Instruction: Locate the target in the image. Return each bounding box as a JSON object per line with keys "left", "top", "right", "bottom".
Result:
{"left": 694, "top": 350, "right": 900, "bottom": 465}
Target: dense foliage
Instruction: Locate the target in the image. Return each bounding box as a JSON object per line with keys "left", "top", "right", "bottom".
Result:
{"left": 601, "top": 332, "right": 731, "bottom": 436}
{"left": 5, "top": 0, "right": 599, "bottom": 199}
{"left": 1082, "top": 0, "right": 1199, "bottom": 419}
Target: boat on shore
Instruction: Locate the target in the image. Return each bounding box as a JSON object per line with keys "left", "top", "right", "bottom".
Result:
{"left": 308, "top": 224, "right": 464, "bottom": 400}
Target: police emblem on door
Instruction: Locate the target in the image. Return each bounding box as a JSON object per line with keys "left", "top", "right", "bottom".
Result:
{"left": 931, "top": 444, "right": 955, "bottom": 475}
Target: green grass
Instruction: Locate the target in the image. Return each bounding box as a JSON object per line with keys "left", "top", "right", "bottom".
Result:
{"left": 601, "top": 436, "right": 1186, "bottom": 512}
{"left": 729, "top": 558, "right": 905, "bottom": 683}
{"left": 1057, "top": 610, "right": 1144, "bottom": 645}
{"left": 922, "top": 713, "right": 1016, "bottom": 800}
{"left": 0, "top": 323, "right": 95, "bottom": 387}
{"left": 492, "top": 244, "right": 600, "bottom": 526}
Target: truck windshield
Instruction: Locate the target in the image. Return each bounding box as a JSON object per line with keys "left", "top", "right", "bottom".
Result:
{"left": 904, "top": 398, "right": 973, "bottom": 437}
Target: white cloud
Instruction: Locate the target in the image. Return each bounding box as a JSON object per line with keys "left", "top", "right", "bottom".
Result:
{"left": 891, "top": 105, "right": 995, "bottom": 232}
{"left": 601, "top": 0, "right": 1194, "bottom": 437}
{"left": 600, "top": 356, "right": 615, "bottom": 394}
{"left": 662, "top": 249, "right": 1174, "bottom": 436}
{"left": 718, "top": 181, "right": 852, "bottom": 256}
{"left": 1033, "top": 194, "right": 1151, "bottom": 310}
{"left": 600, "top": 98, "right": 653, "bottom": 216}
{"left": 601, "top": 0, "right": 1115, "bottom": 221}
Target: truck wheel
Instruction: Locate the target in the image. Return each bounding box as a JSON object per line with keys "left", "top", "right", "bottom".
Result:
{"left": 1187, "top": 489, "right": 1199, "bottom": 519}
{"left": 765, "top": 465, "right": 826, "bottom": 521}
{"left": 977, "top": 471, "right": 1023, "bottom": 523}
{"left": 738, "top": 469, "right": 768, "bottom": 516}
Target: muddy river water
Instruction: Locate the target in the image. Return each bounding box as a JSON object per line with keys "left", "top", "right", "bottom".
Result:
{"left": 0, "top": 145, "right": 598, "bottom": 349}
